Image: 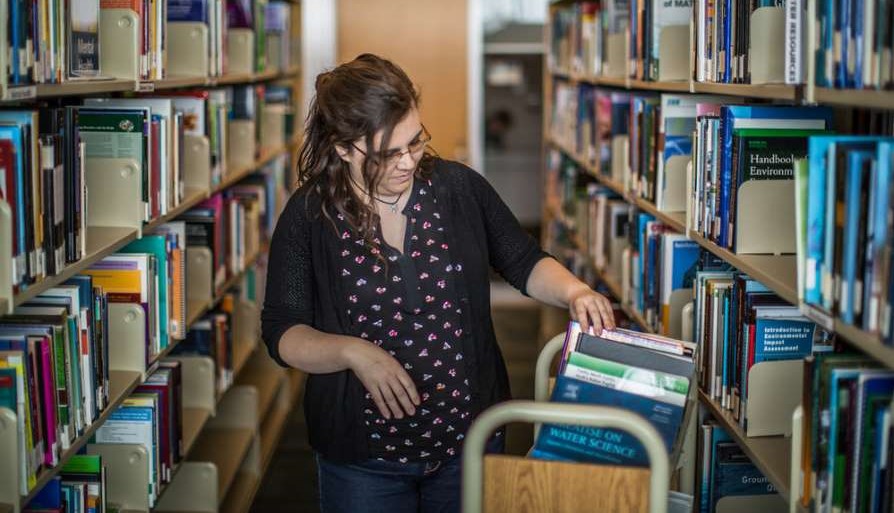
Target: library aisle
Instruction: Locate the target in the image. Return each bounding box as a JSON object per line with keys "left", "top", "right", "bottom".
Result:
{"left": 4, "top": 1, "right": 894, "bottom": 513}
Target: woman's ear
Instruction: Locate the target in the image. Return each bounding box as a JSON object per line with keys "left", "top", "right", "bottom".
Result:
{"left": 335, "top": 144, "right": 352, "bottom": 163}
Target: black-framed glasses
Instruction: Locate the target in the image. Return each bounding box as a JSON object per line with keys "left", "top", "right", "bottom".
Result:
{"left": 351, "top": 125, "right": 432, "bottom": 168}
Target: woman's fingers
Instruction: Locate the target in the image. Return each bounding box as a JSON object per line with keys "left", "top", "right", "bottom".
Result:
{"left": 388, "top": 375, "right": 417, "bottom": 417}
{"left": 396, "top": 371, "right": 421, "bottom": 406}
{"left": 368, "top": 386, "right": 392, "bottom": 420}
{"left": 574, "top": 299, "right": 591, "bottom": 334}
{"left": 596, "top": 295, "right": 616, "bottom": 330}
{"left": 378, "top": 381, "right": 405, "bottom": 419}
{"left": 585, "top": 297, "right": 603, "bottom": 335}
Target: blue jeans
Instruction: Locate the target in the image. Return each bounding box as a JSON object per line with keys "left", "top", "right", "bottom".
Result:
{"left": 316, "top": 435, "right": 505, "bottom": 513}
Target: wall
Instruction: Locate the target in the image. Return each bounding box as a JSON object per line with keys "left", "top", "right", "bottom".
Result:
{"left": 337, "top": 0, "right": 469, "bottom": 164}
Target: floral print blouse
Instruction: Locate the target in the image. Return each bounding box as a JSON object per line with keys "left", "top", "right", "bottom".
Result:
{"left": 335, "top": 178, "right": 473, "bottom": 463}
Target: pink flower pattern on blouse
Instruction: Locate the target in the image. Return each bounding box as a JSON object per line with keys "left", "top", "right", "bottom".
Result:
{"left": 336, "top": 180, "right": 472, "bottom": 463}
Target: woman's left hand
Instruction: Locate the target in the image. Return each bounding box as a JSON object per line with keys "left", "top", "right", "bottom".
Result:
{"left": 567, "top": 286, "right": 616, "bottom": 335}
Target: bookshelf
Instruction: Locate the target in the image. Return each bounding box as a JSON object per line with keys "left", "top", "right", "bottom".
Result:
{"left": 0, "top": 1, "right": 305, "bottom": 511}
{"left": 21, "top": 370, "right": 143, "bottom": 506}
{"left": 543, "top": 1, "right": 894, "bottom": 512}
{"left": 698, "top": 392, "right": 793, "bottom": 500}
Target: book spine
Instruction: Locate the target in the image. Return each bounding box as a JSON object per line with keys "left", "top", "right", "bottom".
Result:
{"left": 785, "top": 0, "right": 804, "bottom": 83}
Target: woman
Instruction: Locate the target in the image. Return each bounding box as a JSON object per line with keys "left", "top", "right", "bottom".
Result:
{"left": 261, "top": 54, "right": 615, "bottom": 513}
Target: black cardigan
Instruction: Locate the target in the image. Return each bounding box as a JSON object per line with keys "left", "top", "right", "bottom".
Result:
{"left": 261, "top": 158, "right": 550, "bottom": 463}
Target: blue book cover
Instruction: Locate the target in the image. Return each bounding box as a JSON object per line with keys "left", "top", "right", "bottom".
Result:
{"left": 815, "top": 0, "right": 834, "bottom": 87}
{"left": 841, "top": 151, "right": 872, "bottom": 324}
{"left": 836, "top": 0, "right": 851, "bottom": 88}
{"left": 869, "top": 407, "right": 890, "bottom": 512}
{"left": 711, "top": 439, "right": 779, "bottom": 510}
{"left": 863, "top": 141, "right": 894, "bottom": 331}
{"left": 719, "top": 106, "right": 832, "bottom": 248}
{"left": 707, "top": 425, "right": 733, "bottom": 509}
{"left": 752, "top": 317, "right": 815, "bottom": 363}
{"left": 26, "top": 476, "right": 63, "bottom": 509}
{"left": 168, "top": 0, "right": 210, "bottom": 22}
{"left": 120, "top": 236, "right": 170, "bottom": 351}
{"left": 805, "top": 136, "right": 887, "bottom": 307}
{"left": 853, "top": 0, "right": 865, "bottom": 89}
{"left": 636, "top": 213, "right": 655, "bottom": 312}
{"left": 531, "top": 375, "right": 682, "bottom": 467}
{"left": 855, "top": 375, "right": 894, "bottom": 512}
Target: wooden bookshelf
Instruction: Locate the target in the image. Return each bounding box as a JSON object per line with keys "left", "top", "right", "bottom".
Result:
{"left": 833, "top": 323, "right": 894, "bottom": 370}
{"left": 627, "top": 79, "right": 691, "bottom": 93}
{"left": 690, "top": 82, "right": 801, "bottom": 101}
{"left": 551, "top": 70, "right": 802, "bottom": 101}
{"left": 631, "top": 198, "right": 686, "bottom": 233}
{"left": 188, "top": 428, "right": 255, "bottom": 504}
{"left": 21, "top": 370, "right": 143, "bottom": 506}
{"left": 150, "top": 76, "right": 211, "bottom": 91}
{"left": 35, "top": 78, "right": 137, "bottom": 97}
{"left": 181, "top": 407, "right": 213, "bottom": 458}
{"left": 13, "top": 226, "right": 139, "bottom": 307}
{"left": 186, "top": 299, "right": 212, "bottom": 330}
{"left": 812, "top": 87, "right": 894, "bottom": 110}
{"left": 220, "top": 471, "right": 261, "bottom": 513}
{"left": 237, "top": 356, "right": 286, "bottom": 422}
{"left": 688, "top": 231, "right": 799, "bottom": 305}
{"left": 233, "top": 340, "right": 258, "bottom": 380}
{"left": 215, "top": 144, "right": 289, "bottom": 194}
{"left": 144, "top": 187, "right": 210, "bottom": 233}
{"left": 699, "top": 391, "right": 793, "bottom": 502}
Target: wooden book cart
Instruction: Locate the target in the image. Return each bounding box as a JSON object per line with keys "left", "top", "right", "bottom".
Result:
{"left": 461, "top": 334, "right": 671, "bottom": 513}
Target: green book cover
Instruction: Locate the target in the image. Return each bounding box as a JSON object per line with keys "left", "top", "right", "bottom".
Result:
{"left": 62, "top": 453, "right": 102, "bottom": 474}
{"left": 77, "top": 109, "right": 149, "bottom": 205}
{"left": 732, "top": 128, "right": 828, "bottom": 183}
{"left": 565, "top": 351, "right": 690, "bottom": 405}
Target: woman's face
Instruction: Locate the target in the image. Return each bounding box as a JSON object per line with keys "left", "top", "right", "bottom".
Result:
{"left": 343, "top": 108, "right": 426, "bottom": 198}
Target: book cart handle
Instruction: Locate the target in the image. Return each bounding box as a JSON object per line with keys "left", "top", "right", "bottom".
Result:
{"left": 535, "top": 333, "right": 567, "bottom": 402}
{"left": 462, "top": 400, "right": 670, "bottom": 513}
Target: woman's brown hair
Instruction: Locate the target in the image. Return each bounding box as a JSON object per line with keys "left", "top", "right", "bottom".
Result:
{"left": 298, "top": 53, "right": 433, "bottom": 242}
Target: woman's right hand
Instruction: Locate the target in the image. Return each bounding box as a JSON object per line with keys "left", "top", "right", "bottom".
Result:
{"left": 342, "top": 340, "right": 420, "bottom": 420}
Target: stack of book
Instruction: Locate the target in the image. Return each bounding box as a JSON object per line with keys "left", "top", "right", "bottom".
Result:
{"left": 797, "top": 136, "right": 894, "bottom": 345}
{"left": 1, "top": 108, "right": 91, "bottom": 290}
{"left": 813, "top": 0, "right": 894, "bottom": 91}
{"left": 2, "top": 0, "right": 102, "bottom": 85}
{"left": 689, "top": 105, "right": 833, "bottom": 253}
{"left": 172, "top": 306, "right": 233, "bottom": 395}
{"left": 621, "top": 213, "right": 700, "bottom": 337}
{"left": 532, "top": 322, "right": 697, "bottom": 467}
{"left": 693, "top": 0, "right": 790, "bottom": 84}
{"left": 0, "top": 278, "right": 111, "bottom": 494}
{"left": 111, "top": 0, "right": 168, "bottom": 81}
{"left": 697, "top": 422, "right": 785, "bottom": 512}
{"left": 798, "top": 354, "right": 894, "bottom": 512}
{"left": 694, "top": 270, "right": 834, "bottom": 428}
{"left": 91, "top": 360, "right": 182, "bottom": 508}
{"left": 23, "top": 456, "right": 107, "bottom": 513}
{"left": 168, "top": 0, "right": 227, "bottom": 77}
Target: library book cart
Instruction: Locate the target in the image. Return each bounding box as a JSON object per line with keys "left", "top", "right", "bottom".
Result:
{"left": 462, "top": 333, "right": 671, "bottom": 513}
{"left": 542, "top": 0, "right": 894, "bottom": 512}
{"left": 0, "top": 1, "right": 305, "bottom": 512}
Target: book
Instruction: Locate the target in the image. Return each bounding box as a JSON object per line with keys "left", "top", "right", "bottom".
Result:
{"left": 68, "top": 0, "right": 101, "bottom": 78}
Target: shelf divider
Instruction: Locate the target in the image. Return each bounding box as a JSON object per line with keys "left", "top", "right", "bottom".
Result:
{"left": 699, "top": 391, "right": 793, "bottom": 501}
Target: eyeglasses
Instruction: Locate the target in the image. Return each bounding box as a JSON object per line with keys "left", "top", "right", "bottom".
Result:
{"left": 351, "top": 125, "right": 432, "bottom": 168}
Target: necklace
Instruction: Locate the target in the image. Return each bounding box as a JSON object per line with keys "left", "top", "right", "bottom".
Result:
{"left": 374, "top": 191, "right": 403, "bottom": 213}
